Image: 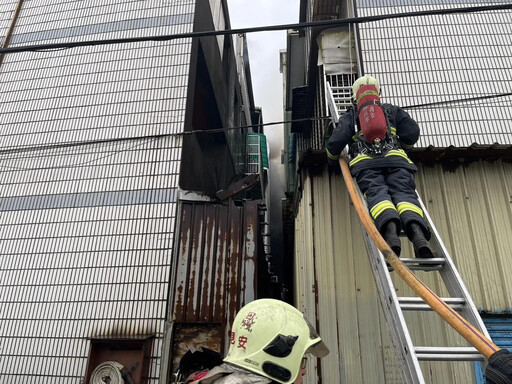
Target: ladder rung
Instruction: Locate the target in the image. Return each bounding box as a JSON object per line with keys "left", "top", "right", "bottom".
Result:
{"left": 414, "top": 346, "right": 484, "bottom": 361}
{"left": 401, "top": 258, "right": 445, "bottom": 265}
{"left": 400, "top": 258, "right": 445, "bottom": 271}
{"left": 398, "top": 297, "right": 465, "bottom": 311}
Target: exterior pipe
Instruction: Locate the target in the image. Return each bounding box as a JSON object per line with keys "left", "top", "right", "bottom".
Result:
{"left": 0, "top": 0, "right": 24, "bottom": 67}
{"left": 338, "top": 154, "right": 500, "bottom": 360}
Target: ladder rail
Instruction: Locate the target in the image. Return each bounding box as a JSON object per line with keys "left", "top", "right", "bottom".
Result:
{"left": 325, "top": 82, "right": 497, "bottom": 383}
{"left": 327, "top": 82, "right": 425, "bottom": 383}
{"left": 417, "top": 193, "right": 491, "bottom": 341}
{"left": 363, "top": 227, "right": 426, "bottom": 383}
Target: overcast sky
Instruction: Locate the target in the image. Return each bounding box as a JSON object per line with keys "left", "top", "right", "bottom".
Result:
{"left": 226, "top": 0, "right": 300, "bottom": 147}
{"left": 226, "top": 1, "right": 301, "bottom": 260}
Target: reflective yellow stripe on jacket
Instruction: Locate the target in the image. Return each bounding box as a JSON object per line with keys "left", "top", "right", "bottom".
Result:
{"left": 397, "top": 202, "right": 424, "bottom": 217}
{"left": 384, "top": 149, "right": 414, "bottom": 164}
{"left": 370, "top": 200, "right": 397, "bottom": 220}
{"left": 352, "top": 131, "right": 365, "bottom": 142}
{"left": 349, "top": 153, "right": 373, "bottom": 167}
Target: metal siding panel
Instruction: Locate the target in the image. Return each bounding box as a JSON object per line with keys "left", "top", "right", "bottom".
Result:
{"left": 242, "top": 201, "right": 258, "bottom": 304}
{"left": 174, "top": 203, "right": 193, "bottom": 322}
{"left": 296, "top": 169, "right": 390, "bottom": 383}
{"left": 186, "top": 204, "right": 206, "bottom": 321}
{"left": 463, "top": 163, "right": 505, "bottom": 310}
{"left": 416, "top": 161, "right": 512, "bottom": 313}
{"left": 171, "top": 200, "right": 261, "bottom": 353}
{"left": 199, "top": 204, "right": 219, "bottom": 322}
{"left": 227, "top": 205, "right": 243, "bottom": 323}
{"left": 294, "top": 174, "right": 321, "bottom": 384}
{"left": 294, "top": 161, "right": 512, "bottom": 382}
{"left": 0, "top": 0, "right": 189, "bottom": 374}
{"left": 212, "top": 206, "right": 229, "bottom": 324}
{"left": 329, "top": 173, "right": 366, "bottom": 383}
{"left": 311, "top": 173, "right": 342, "bottom": 382}
{"left": 479, "top": 162, "right": 512, "bottom": 309}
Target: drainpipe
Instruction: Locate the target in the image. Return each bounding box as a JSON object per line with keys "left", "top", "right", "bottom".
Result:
{"left": 0, "top": 0, "right": 24, "bottom": 67}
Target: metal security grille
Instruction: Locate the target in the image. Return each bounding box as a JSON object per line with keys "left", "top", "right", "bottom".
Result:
{"left": 0, "top": 0, "right": 195, "bottom": 382}
{"left": 326, "top": 73, "right": 358, "bottom": 115}
{"left": 354, "top": 1, "right": 512, "bottom": 147}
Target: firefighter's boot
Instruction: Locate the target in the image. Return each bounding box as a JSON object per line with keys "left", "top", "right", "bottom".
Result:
{"left": 407, "top": 222, "right": 434, "bottom": 258}
{"left": 382, "top": 220, "right": 401, "bottom": 256}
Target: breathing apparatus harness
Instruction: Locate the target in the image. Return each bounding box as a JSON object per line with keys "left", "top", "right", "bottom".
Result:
{"left": 348, "top": 103, "right": 401, "bottom": 161}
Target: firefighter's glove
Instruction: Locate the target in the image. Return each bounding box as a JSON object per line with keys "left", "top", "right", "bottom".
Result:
{"left": 485, "top": 349, "right": 512, "bottom": 384}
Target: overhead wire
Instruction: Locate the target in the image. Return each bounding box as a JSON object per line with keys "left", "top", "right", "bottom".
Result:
{"left": 4, "top": 85, "right": 512, "bottom": 156}
{"left": 1, "top": 4, "right": 512, "bottom": 54}
{"left": 0, "top": 117, "right": 332, "bottom": 156}
{"left": 1, "top": 2, "right": 512, "bottom": 155}
{"left": 2, "top": 90, "right": 511, "bottom": 156}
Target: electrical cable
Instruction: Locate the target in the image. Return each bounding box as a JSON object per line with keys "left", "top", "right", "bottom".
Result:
{"left": 0, "top": 116, "right": 331, "bottom": 155}
{"left": 1, "top": 4, "right": 512, "bottom": 54}
{"left": 403, "top": 92, "right": 512, "bottom": 110}
{"left": 2, "top": 87, "right": 512, "bottom": 156}
{"left": 2, "top": 1, "right": 512, "bottom": 154}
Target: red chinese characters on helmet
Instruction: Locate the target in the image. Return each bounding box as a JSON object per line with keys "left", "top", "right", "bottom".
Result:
{"left": 241, "top": 311, "right": 257, "bottom": 332}
{"left": 229, "top": 311, "right": 257, "bottom": 350}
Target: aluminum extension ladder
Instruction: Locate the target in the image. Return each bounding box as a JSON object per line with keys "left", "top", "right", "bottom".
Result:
{"left": 326, "top": 82, "right": 491, "bottom": 383}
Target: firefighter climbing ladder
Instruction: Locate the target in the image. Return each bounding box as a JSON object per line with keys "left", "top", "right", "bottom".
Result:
{"left": 326, "top": 82, "right": 495, "bottom": 384}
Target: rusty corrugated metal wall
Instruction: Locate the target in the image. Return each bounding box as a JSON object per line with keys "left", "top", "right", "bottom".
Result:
{"left": 169, "top": 199, "right": 261, "bottom": 370}
{"left": 295, "top": 159, "right": 512, "bottom": 383}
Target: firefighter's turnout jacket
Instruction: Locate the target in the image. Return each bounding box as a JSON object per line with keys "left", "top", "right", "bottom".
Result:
{"left": 326, "top": 104, "right": 430, "bottom": 237}
{"left": 326, "top": 104, "right": 419, "bottom": 174}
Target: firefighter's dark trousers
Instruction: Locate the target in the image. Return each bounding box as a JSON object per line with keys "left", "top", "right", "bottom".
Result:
{"left": 355, "top": 167, "right": 430, "bottom": 238}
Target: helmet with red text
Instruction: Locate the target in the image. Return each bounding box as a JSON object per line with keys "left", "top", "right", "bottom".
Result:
{"left": 224, "top": 299, "right": 329, "bottom": 383}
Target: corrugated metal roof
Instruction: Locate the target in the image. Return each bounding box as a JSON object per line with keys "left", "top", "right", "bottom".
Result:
{"left": 410, "top": 144, "right": 512, "bottom": 163}
{"left": 295, "top": 159, "right": 512, "bottom": 382}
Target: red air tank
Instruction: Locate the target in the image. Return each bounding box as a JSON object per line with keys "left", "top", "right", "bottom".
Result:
{"left": 355, "top": 84, "right": 387, "bottom": 144}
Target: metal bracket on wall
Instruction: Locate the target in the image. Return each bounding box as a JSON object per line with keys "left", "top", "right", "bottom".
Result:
{"left": 216, "top": 173, "right": 260, "bottom": 201}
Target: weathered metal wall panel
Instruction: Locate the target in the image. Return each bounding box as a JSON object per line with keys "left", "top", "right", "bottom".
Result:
{"left": 294, "top": 174, "right": 325, "bottom": 383}
{"left": 171, "top": 200, "right": 259, "bottom": 356}
{"left": 0, "top": 0, "right": 195, "bottom": 382}
{"left": 295, "top": 160, "right": 512, "bottom": 382}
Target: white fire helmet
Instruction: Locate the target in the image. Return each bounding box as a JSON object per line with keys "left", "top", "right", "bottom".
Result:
{"left": 352, "top": 75, "right": 381, "bottom": 100}
{"left": 224, "top": 299, "right": 329, "bottom": 383}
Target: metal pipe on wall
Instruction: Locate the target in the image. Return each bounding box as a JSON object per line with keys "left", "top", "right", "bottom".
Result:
{"left": 0, "top": 0, "right": 24, "bottom": 66}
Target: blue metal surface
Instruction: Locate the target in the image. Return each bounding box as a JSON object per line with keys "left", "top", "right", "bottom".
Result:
{"left": 474, "top": 315, "right": 512, "bottom": 383}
